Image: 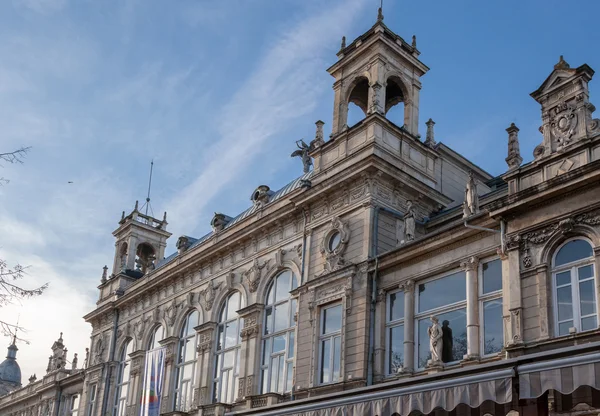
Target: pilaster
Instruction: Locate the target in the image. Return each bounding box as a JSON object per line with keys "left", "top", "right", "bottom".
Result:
{"left": 503, "top": 248, "right": 523, "bottom": 347}
{"left": 195, "top": 322, "right": 217, "bottom": 407}
{"left": 128, "top": 349, "right": 146, "bottom": 416}
{"left": 237, "top": 303, "right": 263, "bottom": 401}
{"left": 158, "top": 336, "right": 179, "bottom": 413}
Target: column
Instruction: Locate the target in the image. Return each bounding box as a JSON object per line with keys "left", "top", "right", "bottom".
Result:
{"left": 237, "top": 304, "right": 263, "bottom": 400}
{"left": 368, "top": 82, "right": 384, "bottom": 115}
{"left": 462, "top": 256, "right": 480, "bottom": 360}
{"left": 401, "top": 280, "right": 415, "bottom": 373}
{"left": 158, "top": 336, "right": 179, "bottom": 413}
{"left": 195, "top": 322, "right": 217, "bottom": 407}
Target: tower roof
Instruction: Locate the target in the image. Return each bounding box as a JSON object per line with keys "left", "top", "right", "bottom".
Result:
{"left": 0, "top": 337, "right": 21, "bottom": 390}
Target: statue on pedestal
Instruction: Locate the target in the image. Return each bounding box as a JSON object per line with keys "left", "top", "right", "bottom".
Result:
{"left": 427, "top": 316, "right": 443, "bottom": 366}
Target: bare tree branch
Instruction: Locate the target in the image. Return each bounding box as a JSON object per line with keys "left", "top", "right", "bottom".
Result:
{"left": 0, "top": 147, "right": 31, "bottom": 164}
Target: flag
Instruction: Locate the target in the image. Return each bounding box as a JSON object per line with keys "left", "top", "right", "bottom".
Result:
{"left": 139, "top": 348, "right": 166, "bottom": 416}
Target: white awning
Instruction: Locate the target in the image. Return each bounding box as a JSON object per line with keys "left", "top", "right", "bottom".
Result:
{"left": 253, "top": 369, "right": 513, "bottom": 416}
{"left": 519, "top": 352, "right": 600, "bottom": 399}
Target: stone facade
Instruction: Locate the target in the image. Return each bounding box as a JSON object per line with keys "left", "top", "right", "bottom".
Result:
{"left": 4, "top": 11, "right": 600, "bottom": 416}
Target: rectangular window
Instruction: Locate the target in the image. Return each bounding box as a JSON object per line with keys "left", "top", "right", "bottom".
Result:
{"left": 69, "top": 395, "right": 80, "bottom": 416}
{"left": 86, "top": 385, "right": 97, "bottom": 416}
{"left": 415, "top": 271, "right": 467, "bottom": 367}
{"left": 319, "top": 304, "right": 342, "bottom": 384}
{"left": 554, "top": 263, "right": 597, "bottom": 336}
{"left": 480, "top": 258, "right": 503, "bottom": 356}
{"left": 386, "top": 290, "right": 404, "bottom": 375}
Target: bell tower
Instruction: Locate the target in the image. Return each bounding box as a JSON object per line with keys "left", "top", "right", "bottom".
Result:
{"left": 111, "top": 200, "right": 171, "bottom": 277}
{"left": 328, "top": 9, "right": 429, "bottom": 137}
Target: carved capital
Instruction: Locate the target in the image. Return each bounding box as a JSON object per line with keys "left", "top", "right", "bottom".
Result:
{"left": 460, "top": 256, "right": 479, "bottom": 271}
{"left": 399, "top": 279, "right": 415, "bottom": 292}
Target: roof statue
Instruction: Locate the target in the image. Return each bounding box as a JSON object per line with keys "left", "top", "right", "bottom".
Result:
{"left": 424, "top": 118, "right": 436, "bottom": 147}
{"left": 291, "top": 139, "right": 315, "bottom": 174}
{"left": 462, "top": 171, "right": 479, "bottom": 218}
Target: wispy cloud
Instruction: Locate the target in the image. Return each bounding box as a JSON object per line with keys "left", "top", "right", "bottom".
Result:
{"left": 12, "top": 0, "right": 67, "bottom": 14}
{"left": 166, "top": 0, "right": 369, "bottom": 238}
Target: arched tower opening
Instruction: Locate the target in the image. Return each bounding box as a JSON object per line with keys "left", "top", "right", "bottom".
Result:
{"left": 385, "top": 76, "right": 408, "bottom": 128}
{"left": 346, "top": 77, "right": 369, "bottom": 127}
{"left": 135, "top": 243, "right": 156, "bottom": 274}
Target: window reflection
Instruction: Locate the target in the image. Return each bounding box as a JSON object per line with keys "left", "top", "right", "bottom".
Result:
{"left": 418, "top": 271, "right": 466, "bottom": 312}
{"left": 418, "top": 308, "right": 467, "bottom": 367}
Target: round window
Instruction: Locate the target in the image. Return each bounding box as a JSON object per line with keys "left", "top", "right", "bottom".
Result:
{"left": 328, "top": 231, "right": 341, "bottom": 252}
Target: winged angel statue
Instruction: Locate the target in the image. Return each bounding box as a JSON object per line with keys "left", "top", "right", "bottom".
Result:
{"left": 291, "top": 139, "right": 315, "bottom": 173}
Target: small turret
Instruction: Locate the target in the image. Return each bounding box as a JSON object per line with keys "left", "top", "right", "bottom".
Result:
{"left": 0, "top": 336, "right": 22, "bottom": 395}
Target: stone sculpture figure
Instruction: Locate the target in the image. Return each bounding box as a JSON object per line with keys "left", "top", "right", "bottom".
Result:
{"left": 428, "top": 316, "right": 443, "bottom": 365}
{"left": 71, "top": 353, "right": 78, "bottom": 370}
{"left": 291, "top": 139, "right": 314, "bottom": 173}
{"left": 463, "top": 171, "right": 479, "bottom": 217}
{"left": 83, "top": 348, "right": 89, "bottom": 369}
{"left": 404, "top": 200, "right": 416, "bottom": 242}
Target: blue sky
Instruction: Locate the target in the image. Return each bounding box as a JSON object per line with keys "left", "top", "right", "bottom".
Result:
{"left": 1, "top": 0, "right": 599, "bottom": 378}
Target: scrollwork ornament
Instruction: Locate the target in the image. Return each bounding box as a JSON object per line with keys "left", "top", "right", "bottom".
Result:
{"left": 242, "top": 259, "right": 269, "bottom": 293}
{"left": 320, "top": 216, "right": 351, "bottom": 273}
{"left": 200, "top": 279, "right": 222, "bottom": 311}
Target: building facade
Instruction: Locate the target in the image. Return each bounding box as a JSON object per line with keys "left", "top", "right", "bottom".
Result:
{"left": 4, "top": 11, "right": 600, "bottom": 416}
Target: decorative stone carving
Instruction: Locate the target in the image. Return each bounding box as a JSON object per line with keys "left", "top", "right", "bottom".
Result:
{"left": 176, "top": 236, "right": 192, "bottom": 254}
{"left": 291, "top": 139, "right": 314, "bottom": 173}
{"left": 575, "top": 209, "right": 600, "bottom": 225}
{"left": 200, "top": 279, "right": 222, "bottom": 311}
{"left": 243, "top": 258, "right": 270, "bottom": 293}
{"left": 246, "top": 375, "right": 254, "bottom": 396}
{"left": 460, "top": 256, "right": 479, "bottom": 271}
{"left": 505, "top": 123, "right": 523, "bottom": 170}
{"left": 463, "top": 171, "right": 479, "bottom": 218}
{"left": 93, "top": 336, "right": 105, "bottom": 365}
{"left": 320, "top": 217, "right": 351, "bottom": 273}
{"left": 427, "top": 316, "right": 443, "bottom": 366}
{"left": 164, "top": 299, "right": 179, "bottom": 327}
{"left": 399, "top": 279, "right": 415, "bottom": 292}
{"left": 424, "top": 118, "right": 436, "bottom": 147}
{"left": 550, "top": 101, "right": 578, "bottom": 150}
{"left": 133, "top": 318, "right": 146, "bottom": 341}
{"left": 403, "top": 200, "right": 417, "bottom": 242}
{"left": 101, "top": 265, "right": 108, "bottom": 284}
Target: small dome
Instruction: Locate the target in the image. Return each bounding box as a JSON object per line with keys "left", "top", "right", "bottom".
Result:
{"left": 0, "top": 345, "right": 21, "bottom": 387}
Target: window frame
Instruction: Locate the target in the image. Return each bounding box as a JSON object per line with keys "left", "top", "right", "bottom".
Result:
{"left": 551, "top": 238, "right": 598, "bottom": 336}
{"left": 318, "top": 303, "right": 343, "bottom": 385}
{"left": 68, "top": 394, "right": 80, "bottom": 416}
{"left": 478, "top": 257, "right": 504, "bottom": 357}
{"left": 148, "top": 325, "right": 165, "bottom": 351}
{"left": 113, "top": 340, "right": 133, "bottom": 416}
{"left": 172, "top": 311, "right": 200, "bottom": 412}
{"left": 86, "top": 384, "right": 97, "bottom": 416}
{"left": 260, "top": 270, "right": 298, "bottom": 395}
{"left": 385, "top": 289, "right": 405, "bottom": 376}
{"left": 213, "top": 292, "right": 244, "bottom": 404}
{"left": 414, "top": 269, "right": 467, "bottom": 369}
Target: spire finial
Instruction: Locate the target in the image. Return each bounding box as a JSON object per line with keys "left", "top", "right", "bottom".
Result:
{"left": 140, "top": 160, "right": 155, "bottom": 217}
{"left": 425, "top": 118, "right": 436, "bottom": 148}
{"left": 377, "top": 6, "right": 384, "bottom": 22}
{"left": 412, "top": 35, "right": 417, "bottom": 48}
{"left": 340, "top": 36, "right": 346, "bottom": 50}
{"left": 101, "top": 265, "right": 108, "bottom": 283}
{"left": 554, "top": 55, "right": 570, "bottom": 70}
{"left": 134, "top": 200, "right": 139, "bottom": 211}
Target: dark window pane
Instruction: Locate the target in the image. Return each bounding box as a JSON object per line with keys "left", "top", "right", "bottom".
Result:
{"left": 288, "top": 331, "right": 295, "bottom": 358}
{"left": 323, "top": 305, "right": 342, "bottom": 334}
{"left": 557, "top": 286, "right": 573, "bottom": 321}
{"left": 417, "top": 308, "right": 467, "bottom": 367}
{"left": 559, "top": 321, "right": 573, "bottom": 336}
{"left": 266, "top": 282, "right": 275, "bottom": 305}
{"left": 482, "top": 259, "right": 502, "bottom": 294}
{"left": 579, "top": 265, "right": 594, "bottom": 281}
{"left": 224, "top": 321, "right": 238, "bottom": 349}
{"left": 582, "top": 316, "right": 597, "bottom": 332}
{"left": 418, "top": 272, "right": 466, "bottom": 312}
{"left": 556, "top": 271, "right": 571, "bottom": 287}
{"left": 555, "top": 240, "right": 593, "bottom": 266}
{"left": 579, "top": 280, "right": 596, "bottom": 317}
{"left": 388, "top": 325, "right": 404, "bottom": 374}
{"left": 389, "top": 291, "right": 404, "bottom": 321}
{"left": 272, "top": 335, "right": 286, "bottom": 352}
{"left": 483, "top": 299, "right": 503, "bottom": 355}
{"left": 329, "top": 232, "right": 341, "bottom": 251}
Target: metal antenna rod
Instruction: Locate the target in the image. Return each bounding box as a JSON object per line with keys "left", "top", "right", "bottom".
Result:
{"left": 145, "top": 160, "right": 154, "bottom": 217}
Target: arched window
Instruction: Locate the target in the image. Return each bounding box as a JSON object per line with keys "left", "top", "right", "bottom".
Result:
{"left": 346, "top": 77, "right": 368, "bottom": 127}
{"left": 553, "top": 239, "right": 597, "bottom": 336}
{"left": 148, "top": 325, "right": 165, "bottom": 351}
{"left": 213, "top": 291, "right": 244, "bottom": 404}
{"left": 173, "top": 311, "right": 200, "bottom": 411}
{"left": 384, "top": 76, "right": 407, "bottom": 128}
{"left": 261, "top": 270, "right": 298, "bottom": 394}
{"left": 113, "top": 340, "right": 133, "bottom": 416}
